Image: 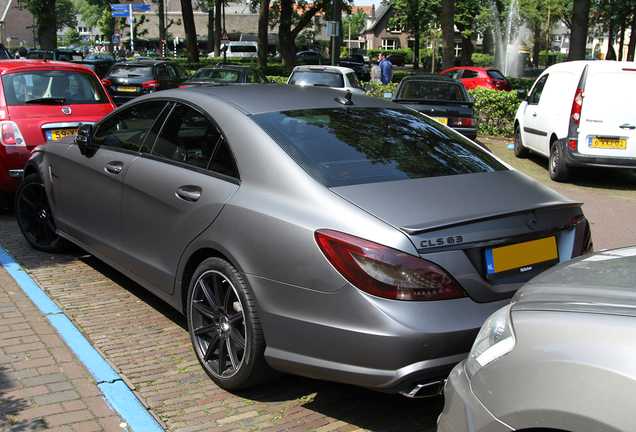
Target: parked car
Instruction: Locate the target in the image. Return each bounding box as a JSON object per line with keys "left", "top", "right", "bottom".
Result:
{"left": 338, "top": 60, "right": 370, "bottom": 82}
{"left": 208, "top": 42, "right": 258, "bottom": 58}
{"left": 287, "top": 65, "right": 368, "bottom": 94}
{"left": 71, "top": 58, "right": 116, "bottom": 78}
{"left": 101, "top": 58, "right": 189, "bottom": 106}
{"left": 0, "top": 60, "right": 115, "bottom": 209}
{"left": 15, "top": 85, "right": 592, "bottom": 396}
{"left": 26, "top": 49, "right": 83, "bottom": 61}
{"left": 179, "top": 64, "right": 270, "bottom": 86}
{"left": 296, "top": 50, "right": 324, "bottom": 59}
{"left": 389, "top": 75, "right": 477, "bottom": 140}
{"left": 0, "top": 43, "right": 10, "bottom": 59}
{"left": 386, "top": 54, "right": 406, "bottom": 67}
{"left": 341, "top": 54, "right": 365, "bottom": 64}
{"left": 513, "top": 60, "right": 636, "bottom": 182}
{"left": 439, "top": 245, "right": 636, "bottom": 432}
{"left": 441, "top": 67, "right": 512, "bottom": 91}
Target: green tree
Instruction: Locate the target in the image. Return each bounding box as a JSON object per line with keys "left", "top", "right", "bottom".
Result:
{"left": 64, "top": 28, "right": 82, "bottom": 46}
{"left": 16, "top": 0, "right": 57, "bottom": 49}
{"left": 389, "top": 0, "right": 434, "bottom": 69}
{"left": 342, "top": 7, "right": 366, "bottom": 46}
{"left": 455, "top": 0, "right": 480, "bottom": 65}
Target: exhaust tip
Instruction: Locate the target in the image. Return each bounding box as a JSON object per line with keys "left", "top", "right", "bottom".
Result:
{"left": 399, "top": 378, "right": 446, "bottom": 398}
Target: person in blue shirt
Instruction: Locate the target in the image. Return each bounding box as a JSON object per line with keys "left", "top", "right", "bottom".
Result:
{"left": 378, "top": 52, "right": 394, "bottom": 84}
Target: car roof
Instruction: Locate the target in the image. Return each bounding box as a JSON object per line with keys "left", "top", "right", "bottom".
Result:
{"left": 292, "top": 65, "right": 355, "bottom": 73}
{"left": 148, "top": 84, "right": 398, "bottom": 115}
{"left": 114, "top": 58, "right": 175, "bottom": 66}
{"left": 0, "top": 59, "right": 96, "bottom": 74}
{"left": 399, "top": 75, "right": 463, "bottom": 84}
{"left": 198, "top": 64, "right": 252, "bottom": 71}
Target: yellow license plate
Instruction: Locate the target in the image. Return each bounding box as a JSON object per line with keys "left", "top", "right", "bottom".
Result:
{"left": 46, "top": 128, "right": 77, "bottom": 142}
{"left": 432, "top": 117, "right": 448, "bottom": 125}
{"left": 485, "top": 237, "right": 558, "bottom": 277}
{"left": 117, "top": 86, "right": 137, "bottom": 92}
{"left": 589, "top": 137, "right": 626, "bottom": 149}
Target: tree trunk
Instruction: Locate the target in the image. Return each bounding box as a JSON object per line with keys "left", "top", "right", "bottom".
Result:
{"left": 159, "top": 0, "right": 166, "bottom": 48}
{"left": 207, "top": 3, "right": 214, "bottom": 52}
{"left": 38, "top": 0, "right": 57, "bottom": 50}
{"left": 278, "top": 0, "right": 298, "bottom": 67}
{"left": 627, "top": 7, "right": 636, "bottom": 61}
{"left": 441, "top": 0, "right": 454, "bottom": 70}
{"left": 460, "top": 34, "right": 473, "bottom": 66}
{"left": 214, "top": 0, "right": 222, "bottom": 56}
{"left": 619, "top": 20, "right": 626, "bottom": 61}
{"left": 258, "top": 0, "right": 270, "bottom": 67}
{"left": 568, "top": 0, "right": 591, "bottom": 61}
{"left": 412, "top": 22, "right": 420, "bottom": 70}
{"left": 532, "top": 19, "right": 541, "bottom": 67}
{"left": 180, "top": 0, "right": 200, "bottom": 62}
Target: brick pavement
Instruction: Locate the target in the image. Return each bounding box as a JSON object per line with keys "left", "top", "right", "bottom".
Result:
{"left": 1, "top": 137, "right": 635, "bottom": 431}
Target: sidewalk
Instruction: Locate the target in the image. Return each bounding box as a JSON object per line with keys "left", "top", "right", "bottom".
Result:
{"left": 0, "top": 249, "right": 164, "bottom": 432}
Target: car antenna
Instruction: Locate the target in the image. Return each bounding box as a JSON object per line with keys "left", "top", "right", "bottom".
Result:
{"left": 43, "top": 45, "right": 51, "bottom": 62}
{"left": 335, "top": 91, "right": 353, "bottom": 106}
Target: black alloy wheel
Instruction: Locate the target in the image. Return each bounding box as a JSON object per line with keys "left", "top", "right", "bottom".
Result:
{"left": 15, "top": 174, "right": 69, "bottom": 252}
{"left": 187, "top": 257, "right": 276, "bottom": 390}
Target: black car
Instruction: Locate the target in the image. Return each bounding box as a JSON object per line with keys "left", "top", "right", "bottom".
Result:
{"left": 26, "top": 49, "right": 83, "bottom": 61}
{"left": 338, "top": 61, "right": 370, "bottom": 82}
{"left": 341, "top": 54, "right": 366, "bottom": 64}
{"left": 101, "top": 58, "right": 189, "bottom": 106}
{"left": 179, "top": 64, "right": 270, "bottom": 86}
{"left": 390, "top": 75, "right": 477, "bottom": 140}
{"left": 71, "top": 58, "right": 116, "bottom": 78}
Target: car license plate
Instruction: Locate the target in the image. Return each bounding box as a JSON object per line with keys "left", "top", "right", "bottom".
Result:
{"left": 432, "top": 117, "right": 448, "bottom": 125}
{"left": 588, "top": 137, "right": 626, "bottom": 149}
{"left": 117, "top": 86, "right": 137, "bottom": 92}
{"left": 485, "top": 236, "right": 558, "bottom": 279}
{"left": 45, "top": 128, "right": 77, "bottom": 142}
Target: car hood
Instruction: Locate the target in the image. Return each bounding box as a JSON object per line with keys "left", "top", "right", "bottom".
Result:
{"left": 512, "top": 246, "right": 636, "bottom": 315}
{"left": 330, "top": 169, "right": 578, "bottom": 236}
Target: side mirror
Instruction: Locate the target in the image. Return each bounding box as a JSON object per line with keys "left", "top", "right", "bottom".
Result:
{"left": 517, "top": 89, "right": 527, "bottom": 101}
{"left": 75, "top": 123, "right": 93, "bottom": 154}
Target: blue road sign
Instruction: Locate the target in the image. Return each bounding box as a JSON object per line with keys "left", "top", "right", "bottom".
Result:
{"left": 112, "top": 35, "right": 121, "bottom": 44}
{"left": 82, "top": 36, "right": 89, "bottom": 43}
{"left": 133, "top": 4, "right": 151, "bottom": 10}
{"left": 112, "top": 10, "right": 130, "bottom": 17}
{"left": 110, "top": 4, "right": 128, "bottom": 10}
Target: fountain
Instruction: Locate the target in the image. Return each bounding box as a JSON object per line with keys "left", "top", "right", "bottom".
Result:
{"left": 490, "top": 0, "right": 524, "bottom": 77}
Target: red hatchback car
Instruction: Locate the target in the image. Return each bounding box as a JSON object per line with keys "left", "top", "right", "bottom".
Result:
{"left": 441, "top": 67, "right": 512, "bottom": 91}
{"left": 0, "top": 60, "right": 115, "bottom": 207}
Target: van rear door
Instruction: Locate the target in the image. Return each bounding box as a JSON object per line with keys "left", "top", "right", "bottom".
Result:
{"left": 577, "top": 65, "right": 636, "bottom": 159}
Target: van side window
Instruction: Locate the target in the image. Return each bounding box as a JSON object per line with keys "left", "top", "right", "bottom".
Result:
{"left": 529, "top": 75, "right": 548, "bottom": 105}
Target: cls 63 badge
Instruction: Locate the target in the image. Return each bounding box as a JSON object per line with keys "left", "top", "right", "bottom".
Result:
{"left": 421, "top": 236, "right": 463, "bottom": 248}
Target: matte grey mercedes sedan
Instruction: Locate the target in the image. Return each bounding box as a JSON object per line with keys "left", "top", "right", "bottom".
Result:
{"left": 15, "top": 85, "right": 593, "bottom": 396}
{"left": 438, "top": 246, "right": 636, "bottom": 431}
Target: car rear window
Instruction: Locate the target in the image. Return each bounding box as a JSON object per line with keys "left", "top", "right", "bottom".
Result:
{"left": 288, "top": 71, "right": 345, "bottom": 88}
{"left": 396, "top": 81, "right": 467, "bottom": 101}
{"left": 2, "top": 70, "right": 111, "bottom": 105}
{"left": 108, "top": 65, "right": 154, "bottom": 78}
{"left": 486, "top": 70, "right": 507, "bottom": 80}
{"left": 191, "top": 68, "right": 240, "bottom": 82}
{"left": 253, "top": 108, "right": 507, "bottom": 187}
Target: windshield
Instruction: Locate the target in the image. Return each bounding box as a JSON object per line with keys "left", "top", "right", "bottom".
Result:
{"left": 2, "top": 70, "right": 111, "bottom": 105}
{"left": 253, "top": 108, "right": 507, "bottom": 187}
{"left": 191, "top": 68, "right": 240, "bottom": 82}
{"left": 289, "top": 71, "right": 345, "bottom": 88}
{"left": 108, "top": 65, "right": 153, "bottom": 77}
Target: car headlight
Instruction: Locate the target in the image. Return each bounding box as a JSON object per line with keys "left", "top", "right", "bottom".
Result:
{"left": 465, "top": 304, "right": 515, "bottom": 378}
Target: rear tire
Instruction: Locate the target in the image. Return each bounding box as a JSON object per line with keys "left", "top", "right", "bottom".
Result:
{"left": 15, "top": 174, "right": 69, "bottom": 252}
{"left": 187, "top": 257, "right": 278, "bottom": 390}
{"left": 514, "top": 126, "right": 529, "bottom": 158}
{"left": 549, "top": 141, "right": 570, "bottom": 182}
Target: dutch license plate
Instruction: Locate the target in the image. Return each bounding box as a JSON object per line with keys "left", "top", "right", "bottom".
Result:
{"left": 432, "top": 117, "right": 448, "bottom": 125}
{"left": 117, "top": 86, "right": 137, "bottom": 92}
{"left": 46, "top": 128, "right": 77, "bottom": 142}
{"left": 588, "top": 137, "right": 626, "bottom": 149}
{"left": 485, "top": 237, "right": 558, "bottom": 279}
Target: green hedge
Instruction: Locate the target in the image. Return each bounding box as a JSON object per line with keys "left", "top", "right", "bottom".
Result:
{"left": 468, "top": 88, "right": 522, "bottom": 138}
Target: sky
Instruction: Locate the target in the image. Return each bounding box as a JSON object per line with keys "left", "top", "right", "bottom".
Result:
{"left": 352, "top": 0, "right": 379, "bottom": 7}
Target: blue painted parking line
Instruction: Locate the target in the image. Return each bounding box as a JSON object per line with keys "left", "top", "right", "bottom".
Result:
{"left": 0, "top": 247, "right": 164, "bottom": 432}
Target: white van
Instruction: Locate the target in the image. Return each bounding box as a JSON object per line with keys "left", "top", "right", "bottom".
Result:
{"left": 207, "top": 41, "right": 258, "bottom": 58}
{"left": 513, "top": 60, "right": 636, "bottom": 181}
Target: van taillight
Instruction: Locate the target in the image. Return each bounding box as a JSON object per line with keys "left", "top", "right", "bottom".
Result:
{"left": 570, "top": 89, "right": 584, "bottom": 124}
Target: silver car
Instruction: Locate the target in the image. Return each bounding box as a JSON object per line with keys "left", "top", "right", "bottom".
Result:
{"left": 438, "top": 246, "right": 636, "bottom": 431}
{"left": 15, "top": 85, "right": 592, "bottom": 396}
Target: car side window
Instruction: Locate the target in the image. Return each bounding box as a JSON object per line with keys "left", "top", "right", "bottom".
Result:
{"left": 174, "top": 64, "right": 189, "bottom": 79}
{"left": 93, "top": 101, "right": 168, "bottom": 152}
{"left": 528, "top": 74, "right": 548, "bottom": 105}
{"left": 151, "top": 104, "right": 232, "bottom": 173}
{"left": 346, "top": 72, "right": 362, "bottom": 89}
{"left": 165, "top": 65, "right": 177, "bottom": 78}
{"left": 247, "top": 70, "right": 265, "bottom": 83}
{"left": 462, "top": 70, "right": 479, "bottom": 79}
{"left": 157, "top": 65, "right": 168, "bottom": 77}
{"left": 442, "top": 69, "right": 460, "bottom": 79}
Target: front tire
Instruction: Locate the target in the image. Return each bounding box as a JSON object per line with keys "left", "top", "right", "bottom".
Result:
{"left": 187, "top": 257, "right": 277, "bottom": 390}
{"left": 549, "top": 141, "right": 570, "bottom": 182}
{"left": 514, "top": 126, "right": 529, "bottom": 158}
{"left": 15, "top": 174, "right": 69, "bottom": 252}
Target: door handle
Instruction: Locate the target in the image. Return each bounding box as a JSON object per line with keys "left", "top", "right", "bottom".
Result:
{"left": 620, "top": 123, "right": 635, "bottom": 130}
{"left": 176, "top": 186, "right": 201, "bottom": 202}
{"left": 105, "top": 162, "right": 123, "bottom": 174}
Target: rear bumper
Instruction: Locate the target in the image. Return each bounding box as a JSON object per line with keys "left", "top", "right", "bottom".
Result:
{"left": 562, "top": 138, "right": 636, "bottom": 169}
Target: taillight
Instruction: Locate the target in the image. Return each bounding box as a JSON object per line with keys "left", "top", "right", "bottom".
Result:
{"left": 449, "top": 117, "right": 476, "bottom": 126}
{"left": 0, "top": 121, "right": 25, "bottom": 146}
{"left": 142, "top": 80, "right": 161, "bottom": 88}
{"left": 570, "top": 89, "right": 584, "bottom": 124}
{"left": 569, "top": 139, "right": 577, "bottom": 150}
{"left": 101, "top": 78, "right": 112, "bottom": 86}
{"left": 315, "top": 229, "right": 466, "bottom": 301}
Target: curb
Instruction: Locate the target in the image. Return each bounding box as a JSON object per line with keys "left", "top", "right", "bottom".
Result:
{"left": 0, "top": 246, "right": 164, "bottom": 432}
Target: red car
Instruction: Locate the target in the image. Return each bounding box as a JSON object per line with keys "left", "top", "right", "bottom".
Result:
{"left": 385, "top": 54, "right": 406, "bottom": 67}
{"left": 441, "top": 67, "right": 512, "bottom": 91}
{"left": 0, "top": 60, "right": 115, "bottom": 207}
